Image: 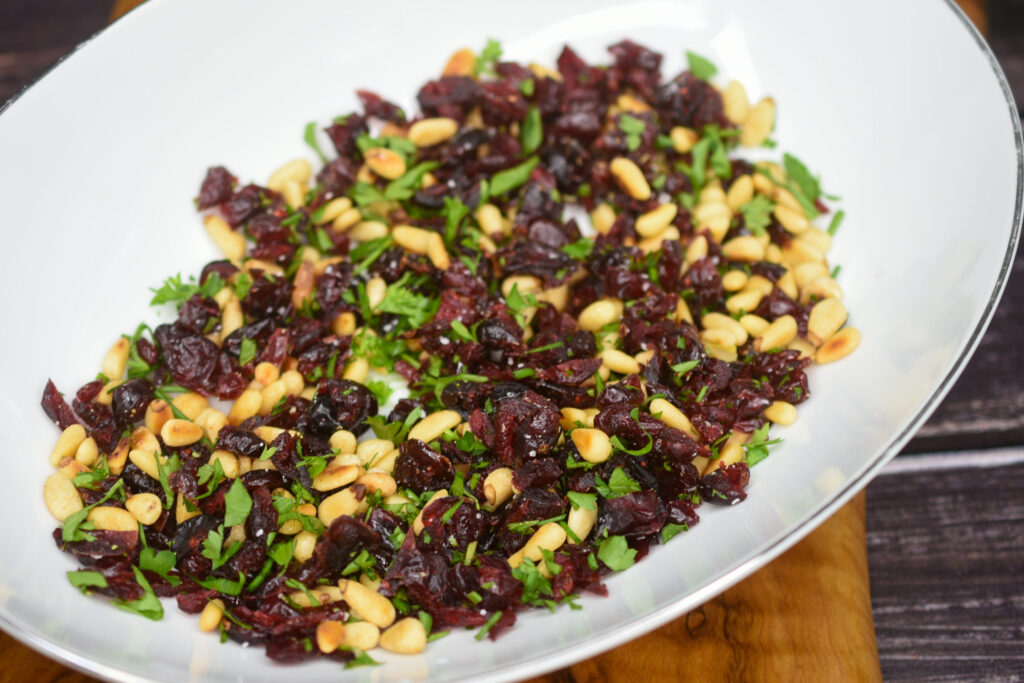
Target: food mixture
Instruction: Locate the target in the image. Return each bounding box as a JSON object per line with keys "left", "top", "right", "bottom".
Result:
{"left": 40, "top": 39, "right": 858, "bottom": 665}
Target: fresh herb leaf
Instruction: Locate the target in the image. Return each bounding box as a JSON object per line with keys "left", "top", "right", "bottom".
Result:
{"left": 519, "top": 78, "right": 535, "bottom": 96}
{"left": 385, "top": 161, "right": 439, "bottom": 201}
{"left": 67, "top": 570, "right": 108, "bottom": 593}
{"left": 610, "top": 433, "right": 653, "bottom": 456}
{"left": 365, "top": 379, "right": 394, "bottom": 406}
{"left": 475, "top": 38, "right": 503, "bottom": 77}
{"left": 743, "top": 422, "right": 783, "bottom": 467}
{"left": 594, "top": 468, "right": 641, "bottom": 499}
{"left": 475, "top": 610, "right": 504, "bottom": 640}
{"left": 567, "top": 491, "right": 597, "bottom": 511}
{"left": 739, "top": 194, "right": 775, "bottom": 237}
{"left": 686, "top": 51, "right": 717, "bottom": 81}
{"left": 597, "top": 534, "right": 637, "bottom": 571}
{"left": 303, "top": 122, "right": 328, "bottom": 164}
{"left": 521, "top": 106, "right": 543, "bottom": 156}
{"left": 489, "top": 156, "right": 539, "bottom": 196}
{"left": 139, "top": 547, "right": 181, "bottom": 586}
{"left": 345, "top": 649, "right": 382, "bottom": 668}
{"left": 782, "top": 153, "right": 821, "bottom": 203}
{"left": 238, "top": 338, "right": 257, "bottom": 366}
{"left": 348, "top": 181, "right": 389, "bottom": 207}
{"left": 114, "top": 566, "right": 164, "bottom": 621}
{"left": 224, "top": 478, "right": 253, "bottom": 527}
{"left": 561, "top": 237, "right": 594, "bottom": 260}
{"left": 827, "top": 209, "right": 845, "bottom": 236}
{"left": 619, "top": 113, "right": 645, "bottom": 151}
{"left": 661, "top": 523, "right": 688, "bottom": 543}
{"left": 377, "top": 281, "right": 438, "bottom": 328}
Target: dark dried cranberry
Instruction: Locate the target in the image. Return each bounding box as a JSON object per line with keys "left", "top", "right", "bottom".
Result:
{"left": 197, "top": 166, "right": 237, "bottom": 209}
{"left": 41, "top": 380, "right": 79, "bottom": 430}
{"left": 698, "top": 463, "right": 750, "bottom": 506}
{"left": 306, "top": 380, "right": 378, "bottom": 437}
{"left": 394, "top": 440, "right": 454, "bottom": 493}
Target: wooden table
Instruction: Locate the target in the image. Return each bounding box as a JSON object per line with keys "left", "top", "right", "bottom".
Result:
{"left": 1, "top": 0, "right": 1022, "bottom": 680}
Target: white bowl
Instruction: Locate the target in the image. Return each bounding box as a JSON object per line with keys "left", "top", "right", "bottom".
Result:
{"left": 0, "top": 0, "right": 1019, "bottom": 680}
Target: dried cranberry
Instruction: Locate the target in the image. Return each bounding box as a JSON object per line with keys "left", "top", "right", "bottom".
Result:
{"left": 393, "top": 440, "right": 454, "bottom": 493}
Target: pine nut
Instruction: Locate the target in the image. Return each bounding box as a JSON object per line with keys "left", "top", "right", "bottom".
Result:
{"left": 348, "top": 220, "right": 388, "bottom": 242}
{"left": 610, "top": 157, "right": 651, "bottom": 200}
{"left": 528, "top": 62, "right": 562, "bottom": 82}
{"left": 73, "top": 437, "right": 98, "bottom": 467}
{"left": 475, "top": 203, "right": 506, "bottom": 236}
{"left": 205, "top": 450, "right": 237, "bottom": 479}
{"left": 566, "top": 506, "right": 597, "bottom": 544}
{"left": 194, "top": 408, "right": 228, "bottom": 443}
{"left": 88, "top": 506, "right": 137, "bottom": 532}
{"left": 341, "top": 621, "right": 381, "bottom": 651}
{"left": 816, "top": 327, "right": 860, "bottom": 364}
{"left": 800, "top": 226, "right": 832, "bottom": 254}
{"left": 251, "top": 362, "right": 278, "bottom": 387}
{"left": 793, "top": 262, "right": 829, "bottom": 290}
{"left": 739, "top": 314, "right": 770, "bottom": 337}
{"left": 102, "top": 338, "right": 130, "bottom": 381}
{"left": 313, "top": 464, "right": 360, "bottom": 492}
{"left": 578, "top": 298, "right": 622, "bottom": 331}
{"left": 726, "top": 175, "right": 754, "bottom": 210}
{"left": 536, "top": 284, "right": 569, "bottom": 312}
{"left": 281, "top": 178, "right": 306, "bottom": 209}
{"left": 364, "top": 147, "right": 406, "bottom": 180}
{"left": 502, "top": 275, "right": 542, "bottom": 298}
{"left": 107, "top": 436, "right": 130, "bottom": 475}
{"left": 635, "top": 203, "right": 677, "bottom": 238}
{"left": 764, "top": 401, "right": 797, "bottom": 425}
{"left": 329, "top": 429, "right": 357, "bottom": 454}
{"left": 483, "top": 468, "right": 514, "bottom": 508}
{"left": 318, "top": 487, "right": 365, "bottom": 526}
{"left": 124, "top": 492, "right": 162, "bottom": 526}
{"left": 292, "top": 530, "right": 317, "bottom": 563}
{"left": 559, "top": 408, "right": 588, "bottom": 430}
{"left": 703, "top": 312, "right": 748, "bottom": 346}
{"left": 700, "top": 329, "right": 738, "bottom": 362}
{"left": 695, "top": 204, "right": 731, "bottom": 242}
{"left": 339, "top": 579, "right": 396, "bottom": 628}
{"left": 408, "top": 410, "right": 462, "bottom": 443}
{"left": 169, "top": 392, "right": 208, "bottom": 421}
{"left": 243, "top": 259, "right": 284, "bottom": 277}
{"left": 599, "top": 349, "right": 641, "bottom": 375}
{"left": 356, "top": 472, "right": 397, "bottom": 497}
{"left": 721, "top": 235, "right": 765, "bottom": 262}
{"left": 175, "top": 493, "right": 199, "bottom": 525}
{"left": 801, "top": 275, "right": 843, "bottom": 304}
{"left": 332, "top": 311, "right": 357, "bottom": 337}
{"left": 313, "top": 197, "right": 351, "bottom": 225}
{"left": 649, "top": 398, "right": 700, "bottom": 441}
{"left": 756, "top": 315, "right": 798, "bottom": 351}
{"left": 591, "top": 204, "right": 617, "bottom": 235}
{"left": 413, "top": 490, "right": 448, "bottom": 535}
{"left": 782, "top": 239, "right": 825, "bottom": 266}
{"left": 367, "top": 449, "right": 400, "bottom": 475}
{"left": 44, "top": 472, "right": 83, "bottom": 521}
{"left": 227, "top": 389, "right": 262, "bottom": 425}
{"left": 128, "top": 448, "right": 165, "bottom": 480}
{"left": 204, "top": 215, "right": 246, "bottom": 260}
{"left": 380, "top": 617, "right": 427, "bottom": 655}
{"left": 49, "top": 424, "right": 87, "bottom": 467}
{"left": 787, "top": 337, "right": 816, "bottom": 359}
{"left": 674, "top": 298, "right": 694, "bottom": 324}
{"left": 722, "top": 270, "right": 749, "bottom": 292}
{"left": 726, "top": 289, "right": 764, "bottom": 315}
{"left": 740, "top": 97, "right": 776, "bottom": 147}
{"left": 685, "top": 235, "right": 708, "bottom": 266}
{"left": 744, "top": 275, "right": 774, "bottom": 297}
{"left": 392, "top": 225, "right": 433, "bottom": 253}
{"left": 807, "top": 298, "right": 848, "bottom": 345}
{"left": 196, "top": 599, "right": 225, "bottom": 633}
{"left": 252, "top": 425, "right": 285, "bottom": 444}
{"left": 92, "top": 379, "right": 120, "bottom": 406}
{"left": 267, "top": 159, "right": 311, "bottom": 192}
{"left": 443, "top": 48, "right": 476, "bottom": 76}
{"left": 408, "top": 117, "right": 458, "bottom": 147}
{"left": 774, "top": 204, "right": 810, "bottom": 234}
{"left": 260, "top": 379, "right": 288, "bottom": 415}
{"left": 342, "top": 357, "right": 369, "bottom": 384}
{"left": 571, "top": 428, "right": 612, "bottom": 464}
{"left": 706, "top": 436, "right": 748, "bottom": 475}
{"left": 280, "top": 370, "right": 305, "bottom": 396}
{"left": 366, "top": 277, "right": 387, "bottom": 310}
{"left": 508, "top": 522, "right": 567, "bottom": 568}
{"left": 670, "top": 126, "right": 699, "bottom": 153}
{"left": 723, "top": 80, "right": 751, "bottom": 124}
{"left": 315, "top": 621, "right": 345, "bottom": 653}
{"left": 426, "top": 232, "right": 451, "bottom": 270}
{"left": 161, "top": 419, "right": 203, "bottom": 447}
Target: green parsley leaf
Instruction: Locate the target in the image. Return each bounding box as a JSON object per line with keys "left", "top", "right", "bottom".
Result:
{"left": 139, "top": 547, "right": 181, "bottom": 586}
{"left": 348, "top": 181, "right": 389, "bottom": 207}
{"left": 224, "top": 478, "right": 253, "bottom": 527}
{"left": 743, "top": 422, "right": 783, "bottom": 467}
{"left": 688, "top": 137, "right": 712, "bottom": 196}
{"left": 303, "top": 122, "right": 328, "bottom": 164}
{"left": 782, "top": 153, "right": 821, "bottom": 203}
{"left": 268, "top": 539, "right": 295, "bottom": 567}
{"left": 610, "top": 433, "right": 653, "bottom": 456}
{"left": 686, "top": 50, "right": 718, "bottom": 81}
{"left": 567, "top": 491, "right": 597, "bottom": 511}
{"left": 233, "top": 272, "right": 253, "bottom": 299}
{"left": 561, "top": 237, "right": 594, "bottom": 260}
{"left": 475, "top": 38, "right": 503, "bottom": 77}
{"left": 597, "top": 534, "right": 637, "bottom": 571}
{"left": 489, "top": 156, "right": 539, "bottom": 196}
{"left": 619, "top": 114, "right": 645, "bottom": 151}
{"left": 67, "top": 570, "right": 108, "bottom": 593}
{"left": 149, "top": 274, "right": 203, "bottom": 308}
{"left": 385, "top": 161, "right": 439, "bottom": 201}
{"left": 195, "top": 572, "right": 247, "bottom": 596}
{"left": 739, "top": 194, "right": 776, "bottom": 237}
{"left": 238, "top": 338, "right": 257, "bottom": 366}
{"left": 62, "top": 479, "right": 125, "bottom": 543}
{"left": 114, "top": 566, "right": 164, "bottom": 621}
{"left": 367, "top": 406, "right": 422, "bottom": 444}
{"left": 827, "top": 209, "right": 845, "bottom": 236}
{"left": 519, "top": 78, "right": 535, "bottom": 96}
{"left": 449, "top": 320, "right": 476, "bottom": 342}
{"left": 377, "top": 280, "right": 439, "bottom": 328}
{"left": 594, "top": 467, "right": 641, "bottom": 499}
{"left": 521, "top": 106, "right": 543, "bottom": 156}
{"left": 661, "top": 523, "right": 688, "bottom": 543}
{"left": 365, "top": 379, "right": 394, "bottom": 406}
{"left": 344, "top": 649, "right": 382, "bottom": 669}
{"left": 672, "top": 360, "right": 699, "bottom": 378}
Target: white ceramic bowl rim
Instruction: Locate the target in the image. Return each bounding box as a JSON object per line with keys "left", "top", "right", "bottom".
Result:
{"left": 0, "top": 1, "right": 1020, "bottom": 681}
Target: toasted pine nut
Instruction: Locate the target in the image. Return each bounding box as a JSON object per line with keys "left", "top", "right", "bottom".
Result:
{"left": 571, "top": 428, "right": 612, "bottom": 464}
{"left": 567, "top": 506, "right": 597, "bottom": 544}
{"left": 578, "top": 298, "right": 622, "bottom": 332}
{"left": 253, "top": 362, "right": 280, "bottom": 386}
{"left": 807, "top": 298, "right": 848, "bottom": 346}
{"left": 161, "top": 419, "right": 203, "bottom": 447}
{"left": 816, "top": 327, "right": 860, "bottom": 364}
{"left": 475, "top": 203, "right": 506, "bottom": 236}
{"left": 88, "top": 506, "right": 137, "bottom": 532}
{"left": 292, "top": 530, "right": 317, "bottom": 563}
{"left": 740, "top": 97, "right": 776, "bottom": 147}
{"left": 782, "top": 238, "right": 825, "bottom": 266}
{"left": 318, "top": 487, "right": 365, "bottom": 526}
{"left": 599, "top": 349, "right": 641, "bottom": 375}
{"left": 502, "top": 275, "right": 542, "bottom": 298}
{"left": 356, "top": 439, "right": 396, "bottom": 465}
{"left": 314, "top": 197, "right": 353, "bottom": 225}
{"left": 726, "top": 289, "right": 764, "bottom": 315}
{"left": 228, "top": 389, "right": 262, "bottom": 425}
{"left": 342, "top": 357, "right": 369, "bottom": 384}
{"left": 329, "top": 429, "right": 357, "bottom": 455}
{"left": 198, "top": 599, "right": 225, "bottom": 633}
{"left": 483, "top": 468, "right": 514, "bottom": 508}
{"left": 72, "top": 437, "right": 98, "bottom": 467}
{"left": 356, "top": 472, "right": 397, "bottom": 497}
{"left": 339, "top": 579, "right": 396, "bottom": 628}
{"left": 800, "top": 226, "right": 832, "bottom": 254}
{"left": 209, "top": 450, "right": 239, "bottom": 479}
{"left": 253, "top": 425, "right": 285, "bottom": 443}
{"left": 508, "top": 522, "right": 567, "bottom": 569}
{"left": 591, "top": 204, "right": 616, "bottom": 235}
{"left": 392, "top": 225, "right": 433, "bottom": 253}
{"left": 367, "top": 449, "right": 400, "bottom": 475}
{"left": 315, "top": 621, "right": 345, "bottom": 653}
{"left": 764, "top": 401, "right": 797, "bottom": 426}
{"left": 176, "top": 493, "right": 200, "bottom": 525}
{"left": 793, "top": 262, "right": 829, "bottom": 290}
{"left": 170, "top": 392, "right": 208, "bottom": 421}
{"left": 426, "top": 232, "right": 451, "bottom": 270}
{"left": 685, "top": 234, "right": 708, "bottom": 265}
{"left": 649, "top": 398, "right": 700, "bottom": 441}
{"left": 129, "top": 448, "right": 166, "bottom": 480}
{"left": 703, "top": 312, "right": 749, "bottom": 346}
{"left": 674, "top": 298, "right": 694, "bottom": 325}
{"left": 313, "top": 464, "right": 360, "bottom": 492}
{"left": 723, "top": 80, "right": 751, "bottom": 124}
{"left": 559, "top": 407, "right": 591, "bottom": 430}
{"left": 266, "top": 158, "right": 311, "bottom": 192}
{"left": 700, "top": 329, "right": 738, "bottom": 362}
{"left": 44, "top": 472, "right": 83, "bottom": 521}
{"left": 331, "top": 311, "right": 357, "bottom": 337}
{"left": 364, "top": 147, "right": 406, "bottom": 180}
{"left": 413, "top": 490, "right": 448, "bottom": 535}
{"left": 743, "top": 275, "right": 774, "bottom": 297}
{"left": 609, "top": 157, "right": 651, "bottom": 200}
{"left": 366, "top": 277, "right": 387, "bottom": 310}
{"left": 725, "top": 176, "right": 754, "bottom": 212}
{"left": 121, "top": 492, "right": 162, "bottom": 525}
{"left": 670, "top": 126, "right": 699, "bottom": 153}
{"left": 260, "top": 379, "right": 288, "bottom": 415}
{"left": 204, "top": 215, "right": 246, "bottom": 261}
{"left": 756, "top": 315, "right": 798, "bottom": 351}
{"left": 722, "top": 270, "right": 749, "bottom": 292}
{"left": 341, "top": 621, "right": 381, "bottom": 651}
{"left": 49, "top": 424, "right": 87, "bottom": 467}
{"left": 348, "top": 220, "right": 388, "bottom": 242}
{"left": 280, "top": 178, "right": 306, "bottom": 209}
{"left": 380, "top": 617, "right": 427, "bottom": 655}
{"left": 443, "top": 48, "right": 476, "bottom": 76}
{"left": 408, "top": 117, "right": 459, "bottom": 147}
{"left": 788, "top": 337, "right": 817, "bottom": 359}
{"left": 279, "top": 370, "right": 304, "bottom": 396}
{"left": 93, "top": 379, "right": 121, "bottom": 406}
{"left": 774, "top": 204, "right": 810, "bottom": 234}
{"left": 194, "top": 408, "right": 228, "bottom": 443}
{"left": 102, "top": 338, "right": 130, "bottom": 381}
{"left": 635, "top": 203, "right": 677, "bottom": 238}
{"left": 107, "top": 436, "right": 130, "bottom": 475}
{"left": 801, "top": 275, "right": 843, "bottom": 304}
{"left": 409, "top": 410, "right": 462, "bottom": 443}
{"left": 722, "top": 235, "right": 766, "bottom": 263}
{"left": 739, "top": 314, "right": 771, "bottom": 337}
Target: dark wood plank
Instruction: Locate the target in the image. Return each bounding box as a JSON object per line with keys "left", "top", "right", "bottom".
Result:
{"left": 866, "top": 459, "right": 1024, "bottom": 681}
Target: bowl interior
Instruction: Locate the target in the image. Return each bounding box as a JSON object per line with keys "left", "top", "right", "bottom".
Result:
{"left": 0, "top": 0, "right": 1018, "bottom": 680}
